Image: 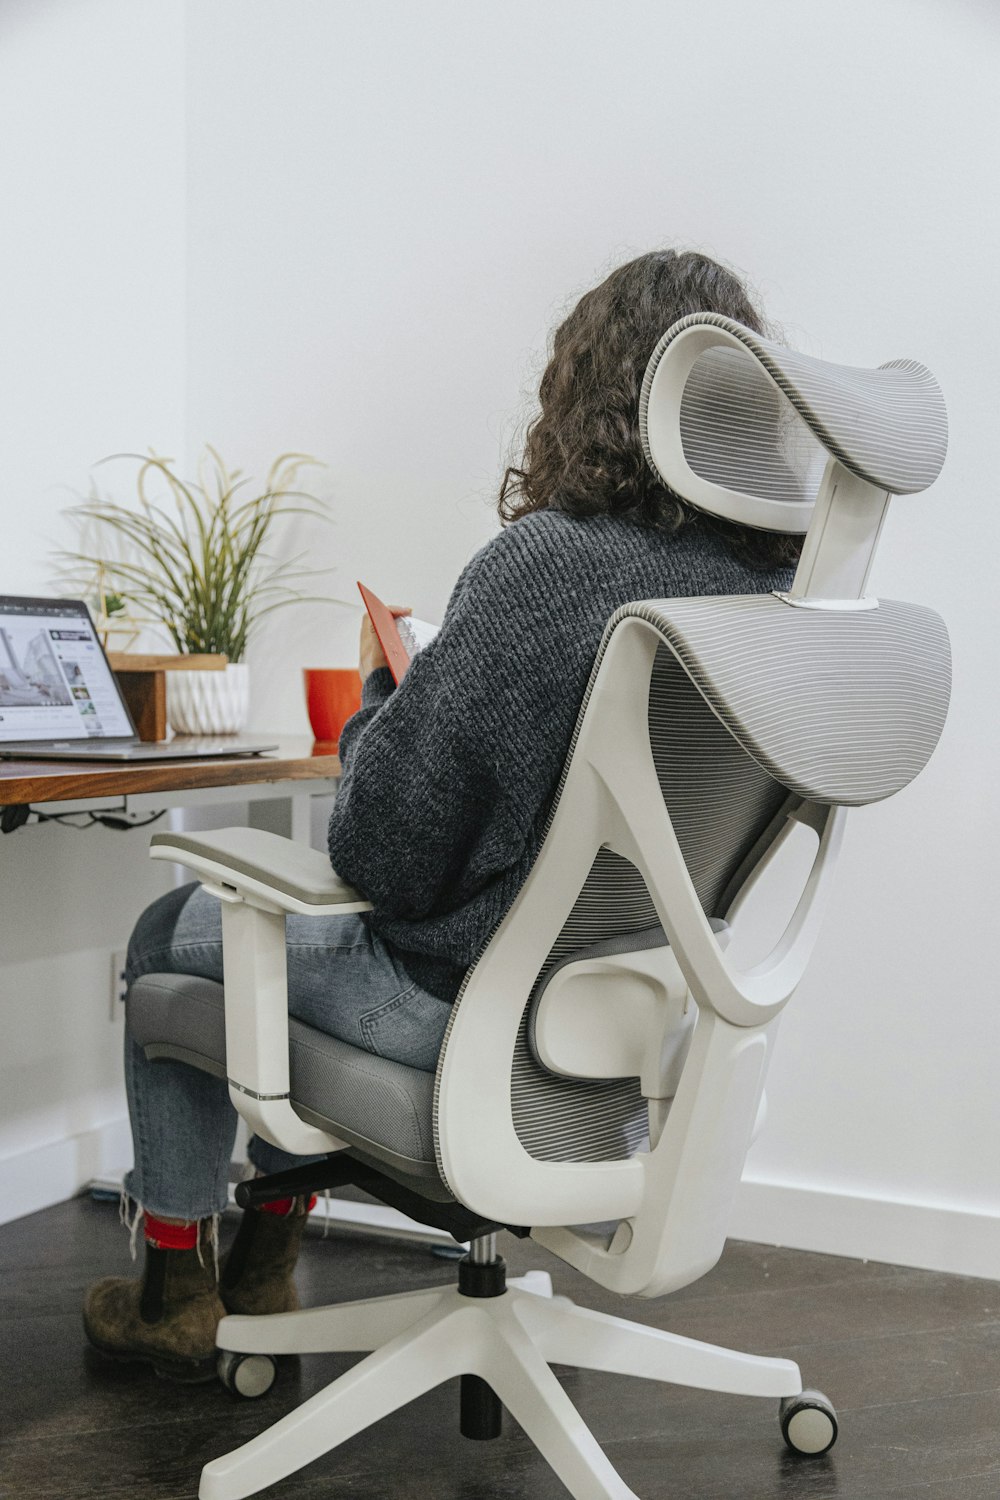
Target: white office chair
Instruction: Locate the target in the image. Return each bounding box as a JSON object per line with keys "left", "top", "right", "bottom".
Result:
{"left": 130, "top": 313, "right": 951, "bottom": 1500}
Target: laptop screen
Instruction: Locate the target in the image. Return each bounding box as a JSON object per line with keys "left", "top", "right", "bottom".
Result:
{"left": 0, "top": 597, "right": 135, "bottom": 744}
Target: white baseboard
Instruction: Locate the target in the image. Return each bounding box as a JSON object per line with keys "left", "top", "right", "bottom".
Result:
{"left": 0, "top": 1117, "right": 134, "bottom": 1228}
{"left": 732, "top": 1174, "right": 1000, "bottom": 1280}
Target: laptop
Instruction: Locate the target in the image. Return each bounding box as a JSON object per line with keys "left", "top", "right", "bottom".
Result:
{"left": 0, "top": 595, "right": 277, "bottom": 761}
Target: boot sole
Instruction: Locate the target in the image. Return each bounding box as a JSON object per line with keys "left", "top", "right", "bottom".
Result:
{"left": 84, "top": 1327, "right": 219, "bottom": 1384}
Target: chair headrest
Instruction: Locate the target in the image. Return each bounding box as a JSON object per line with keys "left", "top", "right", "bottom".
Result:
{"left": 639, "top": 313, "right": 948, "bottom": 533}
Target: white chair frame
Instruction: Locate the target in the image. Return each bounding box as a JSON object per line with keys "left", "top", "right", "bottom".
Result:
{"left": 152, "top": 617, "right": 844, "bottom": 1500}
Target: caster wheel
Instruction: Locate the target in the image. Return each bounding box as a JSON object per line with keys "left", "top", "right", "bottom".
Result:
{"left": 217, "top": 1349, "right": 277, "bottom": 1399}
{"left": 780, "top": 1389, "right": 838, "bottom": 1455}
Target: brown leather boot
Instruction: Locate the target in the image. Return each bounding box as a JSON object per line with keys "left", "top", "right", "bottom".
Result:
{"left": 84, "top": 1233, "right": 224, "bottom": 1382}
{"left": 219, "top": 1197, "right": 312, "bottom": 1316}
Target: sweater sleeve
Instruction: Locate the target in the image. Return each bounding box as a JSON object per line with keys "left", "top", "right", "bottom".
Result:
{"left": 328, "top": 537, "right": 530, "bottom": 912}
{"left": 328, "top": 532, "right": 558, "bottom": 922}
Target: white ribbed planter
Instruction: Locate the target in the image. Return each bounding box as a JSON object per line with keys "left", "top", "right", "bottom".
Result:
{"left": 166, "top": 662, "right": 249, "bottom": 735}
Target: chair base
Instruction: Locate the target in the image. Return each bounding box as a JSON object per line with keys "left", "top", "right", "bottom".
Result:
{"left": 201, "top": 1270, "right": 802, "bottom": 1500}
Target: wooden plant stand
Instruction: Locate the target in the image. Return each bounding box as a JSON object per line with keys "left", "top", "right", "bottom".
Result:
{"left": 107, "top": 653, "right": 228, "bottom": 742}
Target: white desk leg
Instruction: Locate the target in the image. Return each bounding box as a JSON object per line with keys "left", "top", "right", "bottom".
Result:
{"left": 247, "top": 793, "right": 311, "bottom": 844}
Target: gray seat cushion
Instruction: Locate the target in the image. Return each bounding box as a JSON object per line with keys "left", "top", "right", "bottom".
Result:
{"left": 126, "top": 973, "right": 441, "bottom": 1183}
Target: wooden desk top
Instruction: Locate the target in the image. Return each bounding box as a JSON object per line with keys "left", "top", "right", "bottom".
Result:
{"left": 0, "top": 736, "right": 341, "bottom": 806}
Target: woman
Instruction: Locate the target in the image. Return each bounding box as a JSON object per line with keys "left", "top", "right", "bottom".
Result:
{"left": 84, "top": 248, "right": 800, "bottom": 1379}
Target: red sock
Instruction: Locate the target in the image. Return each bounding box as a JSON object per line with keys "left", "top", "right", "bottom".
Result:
{"left": 258, "top": 1194, "right": 317, "bottom": 1217}
{"left": 144, "top": 1213, "right": 198, "bottom": 1251}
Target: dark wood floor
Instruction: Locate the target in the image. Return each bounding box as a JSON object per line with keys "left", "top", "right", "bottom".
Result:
{"left": 2, "top": 1196, "right": 999, "bottom": 1499}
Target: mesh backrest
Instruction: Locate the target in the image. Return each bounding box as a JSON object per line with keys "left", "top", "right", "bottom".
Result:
{"left": 507, "top": 643, "right": 786, "bottom": 1165}
{"left": 630, "top": 596, "right": 951, "bottom": 806}
{"left": 647, "top": 645, "right": 787, "bottom": 910}
{"left": 679, "top": 345, "right": 827, "bottom": 507}
{"left": 509, "top": 848, "right": 656, "bottom": 1164}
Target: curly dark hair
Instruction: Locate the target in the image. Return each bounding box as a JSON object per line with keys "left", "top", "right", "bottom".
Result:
{"left": 499, "top": 249, "right": 802, "bottom": 571}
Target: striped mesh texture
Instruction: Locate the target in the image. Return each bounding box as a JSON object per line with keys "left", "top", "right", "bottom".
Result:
{"left": 433, "top": 629, "right": 787, "bottom": 1173}
{"left": 631, "top": 595, "right": 951, "bottom": 805}
{"left": 641, "top": 312, "right": 948, "bottom": 499}
{"left": 433, "top": 582, "right": 949, "bottom": 1180}
{"left": 679, "top": 345, "right": 827, "bottom": 505}
{"left": 506, "top": 646, "right": 787, "bottom": 1164}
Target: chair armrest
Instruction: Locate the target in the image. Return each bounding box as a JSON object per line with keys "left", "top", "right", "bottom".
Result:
{"left": 149, "top": 826, "right": 355, "bottom": 1155}
{"left": 150, "top": 826, "right": 373, "bottom": 916}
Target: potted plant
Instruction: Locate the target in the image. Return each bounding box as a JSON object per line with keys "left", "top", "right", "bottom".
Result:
{"left": 63, "top": 448, "right": 331, "bottom": 734}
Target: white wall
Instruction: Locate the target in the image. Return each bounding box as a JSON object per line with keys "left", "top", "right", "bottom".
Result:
{"left": 2, "top": 0, "right": 997, "bottom": 1275}
{"left": 0, "top": 0, "right": 186, "bottom": 1216}
{"left": 182, "top": 0, "right": 1000, "bottom": 1275}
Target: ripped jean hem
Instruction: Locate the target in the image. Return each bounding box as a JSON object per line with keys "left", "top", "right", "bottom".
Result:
{"left": 119, "top": 1186, "right": 223, "bottom": 1278}
{"left": 121, "top": 1171, "right": 230, "bottom": 1235}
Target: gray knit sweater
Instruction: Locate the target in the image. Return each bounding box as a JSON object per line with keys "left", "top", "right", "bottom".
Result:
{"left": 328, "top": 509, "right": 793, "bottom": 1001}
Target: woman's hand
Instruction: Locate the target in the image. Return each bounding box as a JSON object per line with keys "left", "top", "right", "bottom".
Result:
{"left": 360, "top": 606, "right": 410, "bottom": 681}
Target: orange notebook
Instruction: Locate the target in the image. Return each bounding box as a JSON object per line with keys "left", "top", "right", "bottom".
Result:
{"left": 357, "top": 582, "right": 439, "bottom": 685}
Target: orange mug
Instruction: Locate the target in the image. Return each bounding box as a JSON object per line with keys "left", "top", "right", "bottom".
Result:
{"left": 304, "top": 668, "right": 362, "bottom": 745}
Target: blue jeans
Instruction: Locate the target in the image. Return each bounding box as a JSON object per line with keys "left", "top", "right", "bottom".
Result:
{"left": 123, "top": 882, "right": 453, "bottom": 1220}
